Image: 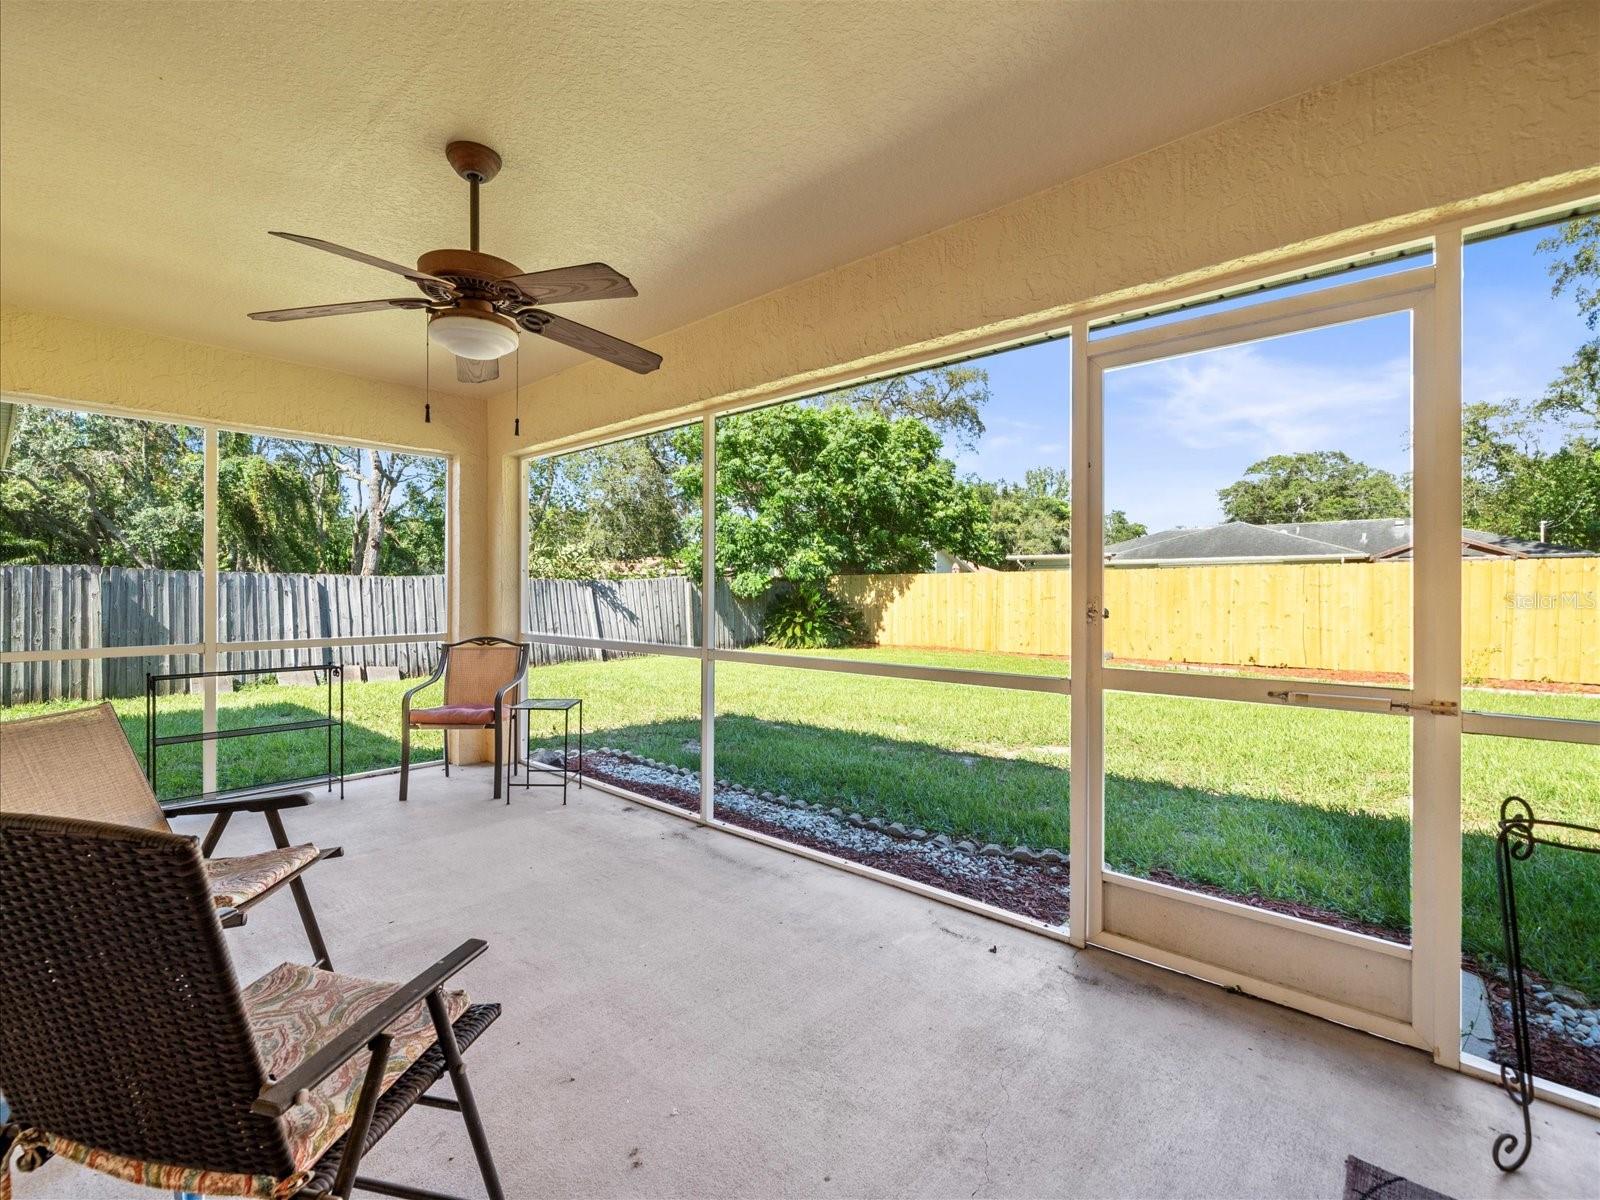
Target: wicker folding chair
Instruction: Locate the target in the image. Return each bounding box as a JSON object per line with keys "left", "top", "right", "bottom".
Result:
{"left": 0, "top": 812, "right": 504, "bottom": 1200}
{"left": 0, "top": 704, "right": 341, "bottom": 969}
{"left": 399, "top": 638, "right": 528, "bottom": 803}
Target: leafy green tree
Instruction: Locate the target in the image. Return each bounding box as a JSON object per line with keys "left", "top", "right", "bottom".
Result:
{"left": 1533, "top": 216, "right": 1600, "bottom": 432}
{"left": 1463, "top": 401, "right": 1600, "bottom": 550}
{"left": 824, "top": 365, "right": 991, "bottom": 450}
{"left": 978, "top": 468, "right": 1071, "bottom": 557}
{"left": 977, "top": 466, "right": 1146, "bottom": 558}
{"left": 1103, "top": 510, "right": 1148, "bottom": 545}
{"left": 1461, "top": 217, "right": 1600, "bottom": 551}
{"left": 216, "top": 436, "right": 444, "bottom": 576}
{"left": 217, "top": 434, "right": 329, "bottom": 572}
{"left": 526, "top": 431, "right": 694, "bottom": 577}
{"left": 0, "top": 406, "right": 202, "bottom": 567}
{"left": 1217, "top": 450, "right": 1409, "bottom": 525}
{"left": 380, "top": 455, "right": 447, "bottom": 574}
{"left": 676, "top": 404, "right": 1000, "bottom": 598}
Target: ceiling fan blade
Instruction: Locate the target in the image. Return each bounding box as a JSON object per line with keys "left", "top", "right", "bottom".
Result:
{"left": 249, "top": 298, "right": 432, "bottom": 322}
{"left": 456, "top": 356, "right": 501, "bottom": 384}
{"left": 505, "top": 262, "right": 637, "bottom": 304}
{"left": 268, "top": 231, "right": 455, "bottom": 290}
{"left": 529, "top": 311, "right": 661, "bottom": 374}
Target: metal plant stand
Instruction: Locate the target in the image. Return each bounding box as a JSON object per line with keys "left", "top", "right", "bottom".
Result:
{"left": 509, "top": 698, "right": 583, "bottom": 806}
{"left": 1490, "top": 795, "right": 1599, "bottom": 1173}
{"left": 146, "top": 662, "right": 345, "bottom": 802}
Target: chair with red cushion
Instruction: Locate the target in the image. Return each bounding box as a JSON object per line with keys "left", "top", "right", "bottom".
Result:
{"left": 399, "top": 637, "right": 528, "bottom": 803}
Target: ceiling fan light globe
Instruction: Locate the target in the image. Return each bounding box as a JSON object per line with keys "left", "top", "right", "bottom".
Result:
{"left": 427, "top": 311, "right": 518, "bottom": 361}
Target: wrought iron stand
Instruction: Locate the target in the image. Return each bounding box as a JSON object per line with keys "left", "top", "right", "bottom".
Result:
{"left": 509, "top": 697, "right": 583, "bottom": 806}
{"left": 145, "top": 662, "right": 345, "bottom": 802}
{"left": 1490, "top": 795, "right": 1599, "bottom": 1173}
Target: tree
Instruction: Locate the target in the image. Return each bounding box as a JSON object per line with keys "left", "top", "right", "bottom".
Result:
{"left": 1534, "top": 215, "right": 1600, "bottom": 432}
{"left": 977, "top": 468, "right": 1146, "bottom": 559}
{"left": 678, "top": 404, "right": 1000, "bottom": 598}
{"left": 217, "top": 433, "right": 329, "bottom": 572}
{"left": 0, "top": 406, "right": 202, "bottom": 567}
{"left": 1463, "top": 400, "right": 1600, "bottom": 550}
{"left": 1217, "top": 450, "right": 1409, "bottom": 525}
{"left": 979, "top": 468, "right": 1071, "bottom": 557}
{"left": 1103, "top": 510, "right": 1148, "bottom": 545}
{"left": 1459, "top": 217, "right": 1600, "bottom": 552}
{"left": 824, "top": 365, "right": 991, "bottom": 450}
{"left": 526, "top": 431, "right": 693, "bottom": 577}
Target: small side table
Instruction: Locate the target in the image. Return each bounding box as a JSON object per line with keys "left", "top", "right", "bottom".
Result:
{"left": 509, "top": 698, "right": 583, "bottom": 806}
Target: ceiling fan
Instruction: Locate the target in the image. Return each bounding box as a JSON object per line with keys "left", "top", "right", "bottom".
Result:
{"left": 248, "top": 141, "right": 661, "bottom": 381}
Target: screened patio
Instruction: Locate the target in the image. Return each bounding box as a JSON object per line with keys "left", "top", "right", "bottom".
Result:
{"left": 15, "top": 766, "right": 1598, "bottom": 1199}
{"left": 2, "top": 2, "right": 1598, "bottom": 1198}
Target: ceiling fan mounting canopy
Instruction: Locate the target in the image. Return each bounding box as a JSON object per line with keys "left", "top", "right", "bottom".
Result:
{"left": 445, "top": 140, "right": 502, "bottom": 184}
{"left": 247, "top": 141, "right": 662, "bottom": 380}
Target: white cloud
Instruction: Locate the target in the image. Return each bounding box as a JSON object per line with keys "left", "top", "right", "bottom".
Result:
{"left": 1111, "top": 343, "right": 1411, "bottom": 459}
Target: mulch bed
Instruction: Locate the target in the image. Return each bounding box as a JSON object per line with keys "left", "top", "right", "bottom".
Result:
{"left": 1473, "top": 964, "right": 1600, "bottom": 1097}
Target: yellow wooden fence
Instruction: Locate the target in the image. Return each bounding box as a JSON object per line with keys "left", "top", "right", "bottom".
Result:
{"left": 835, "top": 558, "right": 1599, "bottom": 685}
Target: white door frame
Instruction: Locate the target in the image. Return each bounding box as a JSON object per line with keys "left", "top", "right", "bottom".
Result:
{"left": 1074, "top": 262, "right": 1458, "bottom": 1052}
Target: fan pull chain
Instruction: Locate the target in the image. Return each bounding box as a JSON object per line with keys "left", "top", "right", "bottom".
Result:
{"left": 423, "top": 322, "right": 432, "bottom": 424}
{"left": 514, "top": 336, "right": 521, "bottom": 437}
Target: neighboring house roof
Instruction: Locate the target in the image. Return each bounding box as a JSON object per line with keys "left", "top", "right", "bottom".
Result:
{"left": 1097, "top": 519, "right": 1588, "bottom": 566}
{"left": 1260, "top": 518, "right": 1587, "bottom": 560}
{"left": 1104, "top": 522, "right": 1365, "bottom": 565}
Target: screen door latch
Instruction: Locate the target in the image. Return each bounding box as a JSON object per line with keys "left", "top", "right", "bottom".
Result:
{"left": 1269, "top": 689, "right": 1458, "bottom": 717}
{"left": 1390, "top": 697, "right": 1460, "bottom": 716}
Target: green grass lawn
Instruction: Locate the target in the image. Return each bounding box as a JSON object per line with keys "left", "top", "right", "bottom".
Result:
{"left": 6, "top": 650, "right": 1595, "bottom": 998}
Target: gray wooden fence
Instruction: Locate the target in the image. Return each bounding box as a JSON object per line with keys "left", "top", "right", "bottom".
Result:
{"left": 524, "top": 576, "right": 766, "bottom": 663}
{"left": 3, "top": 566, "right": 768, "bottom": 703}
{"left": 2, "top": 565, "right": 445, "bottom": 704}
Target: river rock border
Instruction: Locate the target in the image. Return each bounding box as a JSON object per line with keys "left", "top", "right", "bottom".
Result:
{"left": 564, "top": 745, "right": 1067, "bottom": 868}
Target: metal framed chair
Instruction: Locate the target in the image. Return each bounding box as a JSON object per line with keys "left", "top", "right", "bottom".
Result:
{"left": 399, "top": 638, "right": 528, "bottom": 803}
{"left": 0, "top": 812, "right": 503, "bottom": 1200}
{"left": 0, "top": 704, "right": 341, "bottom": 969}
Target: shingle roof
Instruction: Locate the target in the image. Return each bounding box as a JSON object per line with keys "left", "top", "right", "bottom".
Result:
{"left": 1102, "top": 519, "right": 1588, "bottom": 564}
{"left": 1104, "top": 522, "right": 1363, "bottom": 563}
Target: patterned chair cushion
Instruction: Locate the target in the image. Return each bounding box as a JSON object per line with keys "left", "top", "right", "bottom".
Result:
{"left": 5, "top": 964, "right": 469, "bottom": 1199}
{"left": 244, "top": 962, "right": 470, "bottom": 1181}
{"left": 407, "top": 704, "right": 495, "bottom": 726}
{"left": 204, "top": 844, "right": 321, "bottom": 909}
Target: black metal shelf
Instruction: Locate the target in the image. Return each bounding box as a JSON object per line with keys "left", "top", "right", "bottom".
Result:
{"left": 154, "top": 716, "right": 340, "bottom": 747}
{"left": 145, "top": 662, "right": 344, "bottom": 803}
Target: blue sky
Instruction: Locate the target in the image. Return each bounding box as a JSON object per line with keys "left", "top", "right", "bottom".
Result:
{"left": 947, "top": 226, "right": 1590, "bottom": 532}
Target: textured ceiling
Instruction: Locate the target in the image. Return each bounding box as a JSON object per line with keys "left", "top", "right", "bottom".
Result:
{"left": 1, "top": 0, "right": 1529, "bottom": 395}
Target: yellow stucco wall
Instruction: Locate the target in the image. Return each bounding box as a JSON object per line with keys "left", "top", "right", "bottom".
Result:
{"left": 484, "top": 0, "right": 1600, "bottom": 641}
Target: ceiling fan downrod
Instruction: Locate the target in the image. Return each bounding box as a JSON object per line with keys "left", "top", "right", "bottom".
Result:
{"left": 445, "top": 141, "right": 501, "bottom": 255}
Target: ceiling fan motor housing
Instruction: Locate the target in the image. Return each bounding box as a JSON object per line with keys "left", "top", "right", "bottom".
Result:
{"left": 416, "top": 248, "right": 525, "bottom": 303}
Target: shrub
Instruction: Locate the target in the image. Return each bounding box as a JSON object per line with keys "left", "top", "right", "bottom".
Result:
{"left": 763, "top": 583, "right": 868, "bottom": 649}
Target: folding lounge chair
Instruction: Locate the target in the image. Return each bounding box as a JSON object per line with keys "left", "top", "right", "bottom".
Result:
{"left": 0, "top": 812, "right": 504, "bottom": 1200}
{"left": 399, "top": 637, "right": 528, "bottom": 803}
{"left": 0, "top": 703, "right": 341, "bottom": 969}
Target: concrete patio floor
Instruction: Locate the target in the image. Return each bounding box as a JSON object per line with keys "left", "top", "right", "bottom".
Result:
{"left": 21, "top": 765, "right": 1597, "bottom": 1200}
